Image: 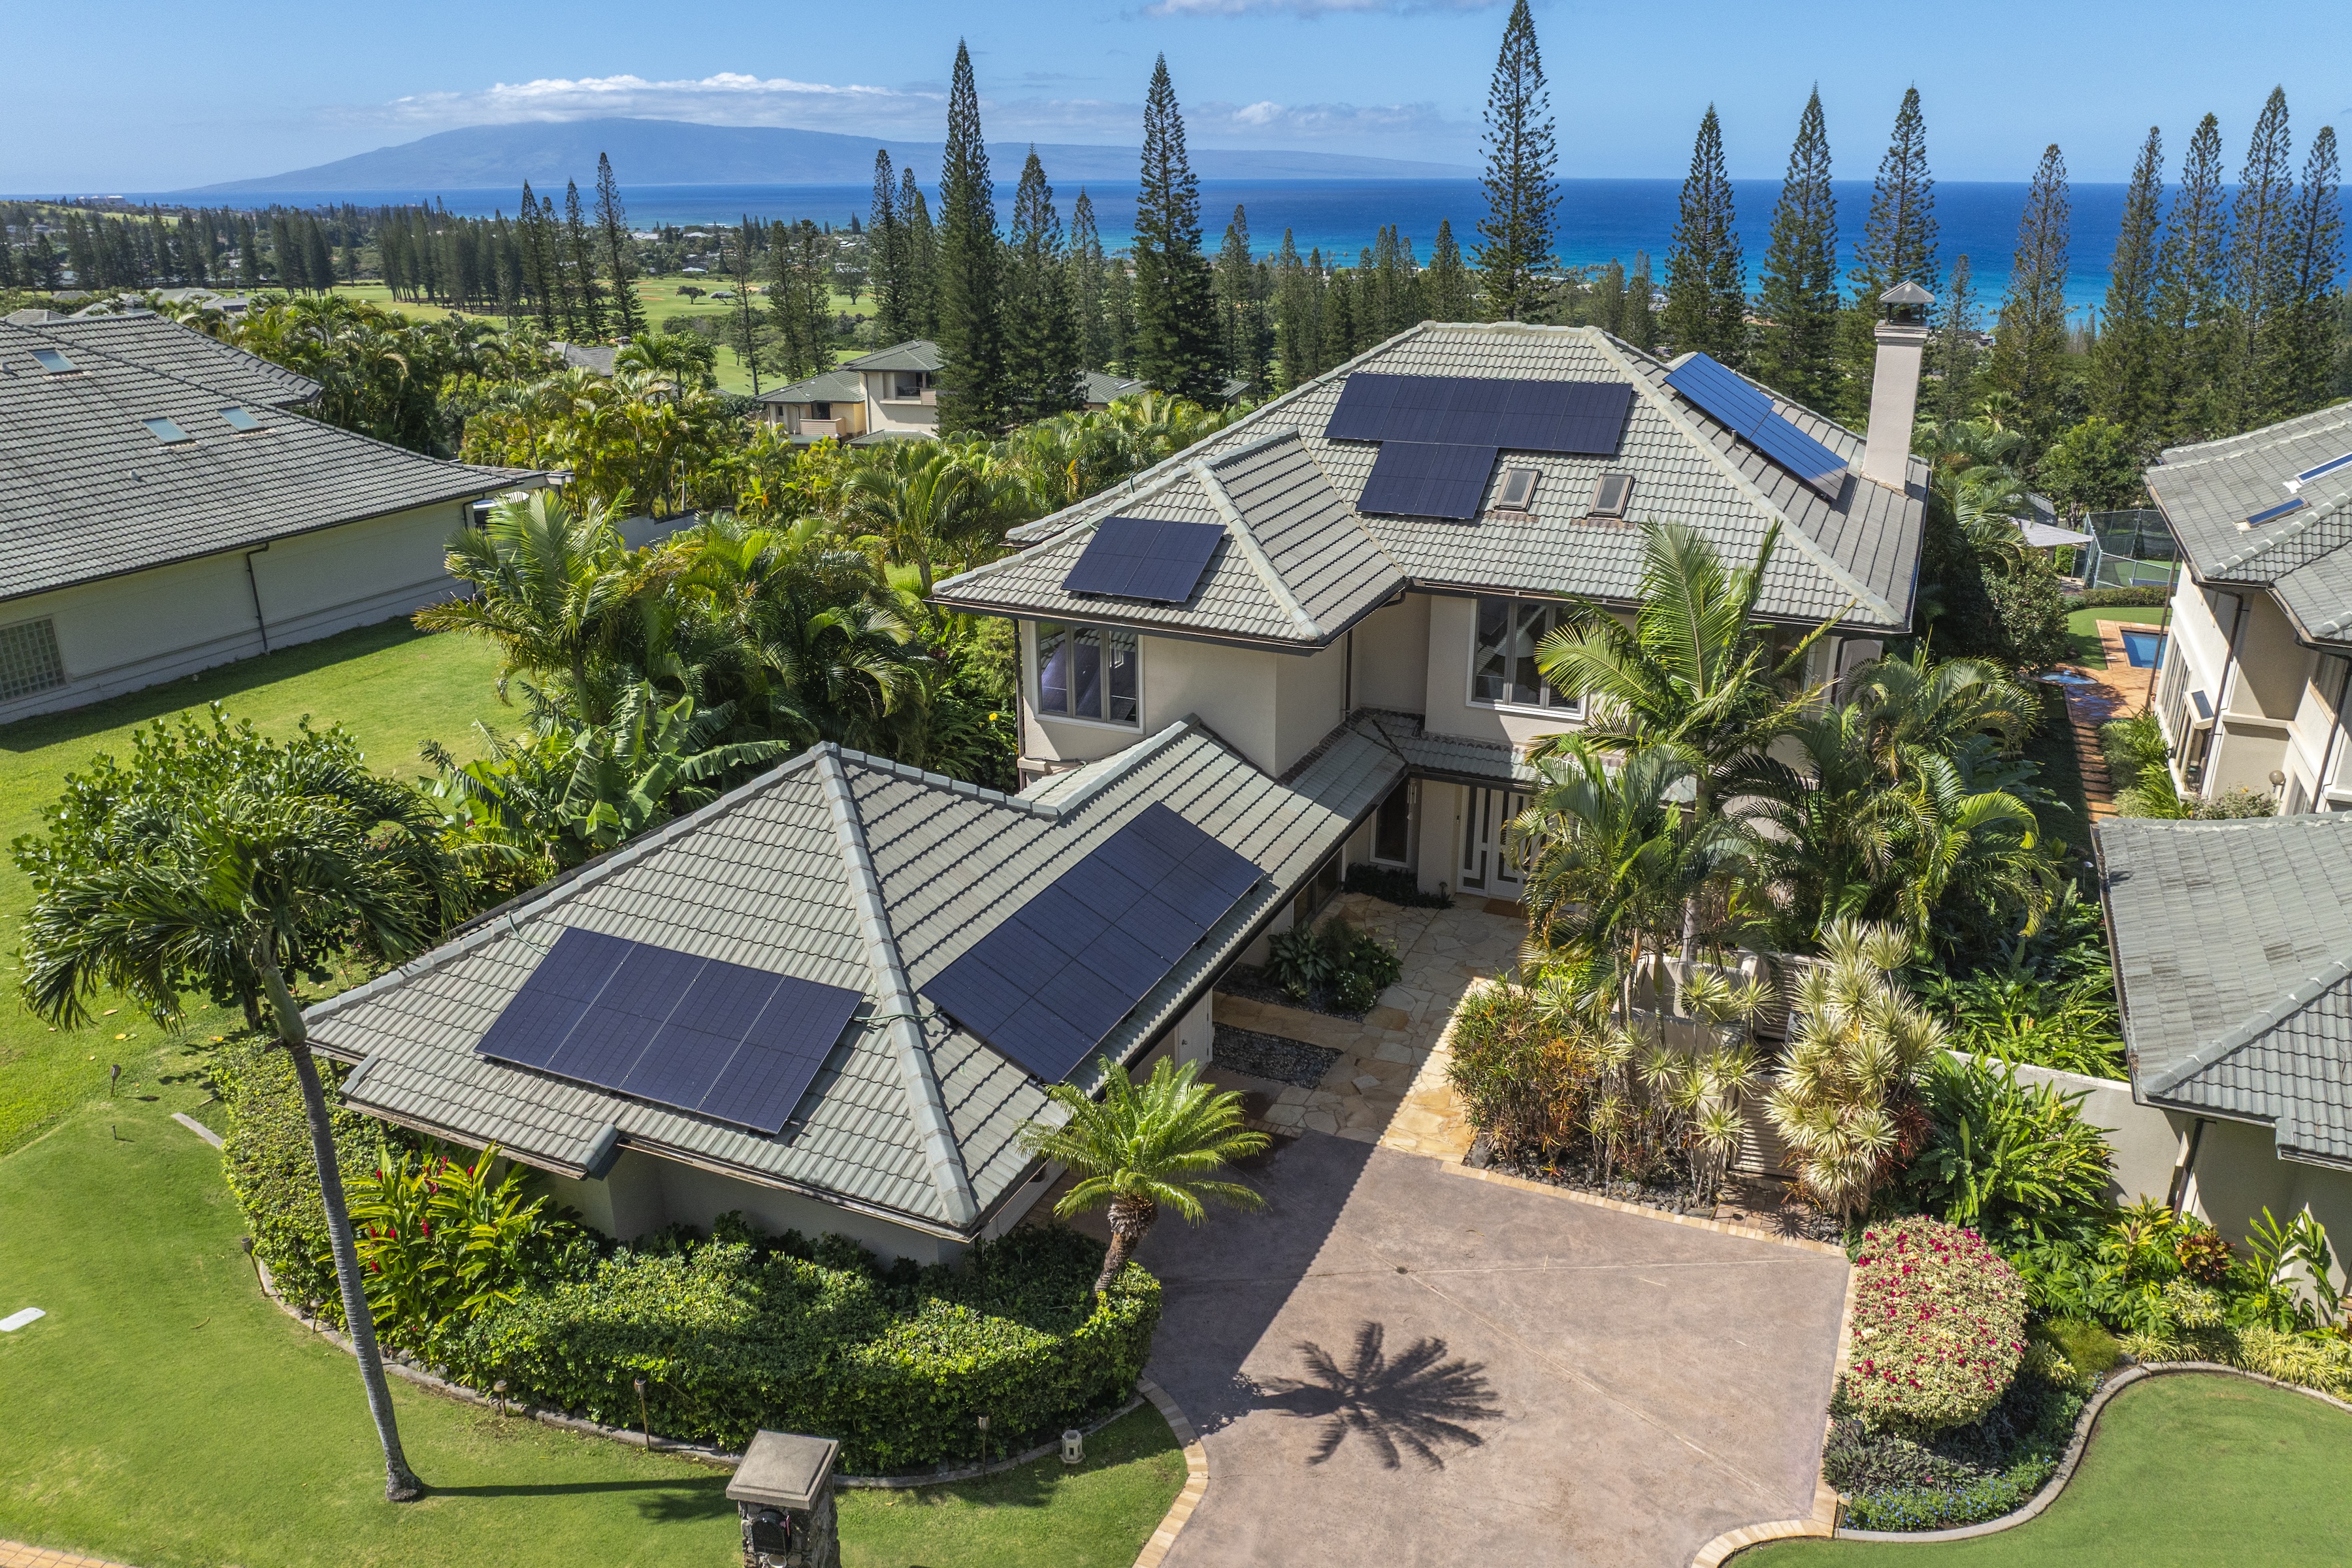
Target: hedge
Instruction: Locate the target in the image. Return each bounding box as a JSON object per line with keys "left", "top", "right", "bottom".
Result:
{"left": 2065, "top": 585, "right": 2172, "bottom": 610}
{"left": 1843, "top": 1217, "right": 2028, "bottom": 1433}
{"left": 446, "top": 1224, "right": 1161, "bottom": 1473}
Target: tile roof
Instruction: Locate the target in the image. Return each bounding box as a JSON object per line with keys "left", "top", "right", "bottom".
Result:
{"left": 1082, "top": 369, "right": 1144, "bottom": 404}
{"left": 757, "top": 367, "right": 866, "bottom": 404}
{"left": 0, "top": 313, "right": 529, "bottom": 605}
{"left": 2144, "top": 402, "right": 2352, "bottom": 644}
{"left": 306, "top": 716, "right": 1401, "bottom": 1235}
{"left": 845, "top": 339, "right": 942, "bottom": 374}
{"left": 2096, "top": 814, "right": 2352, "bottom": 1169}
{"left": 962, "top": 323, "right": 1928, "bottom": 642}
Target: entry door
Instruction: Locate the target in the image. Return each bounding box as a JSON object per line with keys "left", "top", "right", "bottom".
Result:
{"left": 1460, "top": 787, "right": 1528, "bottom": 894}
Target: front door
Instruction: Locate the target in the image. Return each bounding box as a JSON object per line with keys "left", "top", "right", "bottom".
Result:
{"left": 1460, "top": 787, "right": 1527, "bottom": 896}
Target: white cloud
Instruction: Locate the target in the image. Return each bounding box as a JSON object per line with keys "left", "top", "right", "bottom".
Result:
{"left": 1189, "top": 99, "right": 1457, "bottom": 141}
{"left": 343, "top": 72, "right": 939, "bottom": 134}
{"left": 1147, "top": 0, "right": 1497, "bottom": 15}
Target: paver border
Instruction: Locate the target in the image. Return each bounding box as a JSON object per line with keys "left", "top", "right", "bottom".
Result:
{"left": 0, "top": 1542, "right": 140, "bottom": 1568}
{"left": 1130, "top": 1377, "right": 1210, "bottom": 1568}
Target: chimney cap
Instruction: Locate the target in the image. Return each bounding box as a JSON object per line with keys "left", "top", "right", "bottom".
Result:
{"left": 1880, "top": 280, "right": 1935, "bottom": 307}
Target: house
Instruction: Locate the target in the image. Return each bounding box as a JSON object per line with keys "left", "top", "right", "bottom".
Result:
{"left": 930, "top": 313, "right": 1933, "bottom": 904}
{"left": 2140, "top": 403, "right": 2352, "bottom": 811}
{"left": 0, "top": 311, "right": 538, "bottom": 724}
{"left": 2095, "top": 813, "right": 2352, "bottom": 1285}
{"left": 551, "top": 341, "right": 621, "bottom": 376}
{"left": 757, "top": 339, "right": 939, "bottom": 444}
{"left": 1081, "top": 369, "right": 1253, "bottom": 410}
{"left": 304, "top": 719, "right": 1400, "bottom": 1262}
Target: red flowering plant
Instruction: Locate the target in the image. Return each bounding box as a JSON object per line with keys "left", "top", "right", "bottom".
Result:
{"left": 1840, "top": 1215, "right": 2028, "bottom": 1432}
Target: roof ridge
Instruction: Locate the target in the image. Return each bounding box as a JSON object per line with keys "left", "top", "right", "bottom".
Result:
{"left": 2143, "top": 951, "right": 2352, "bottom": 1098}
{"left": 4, "top": 314, "right": 321, "bottom": 406}
{"left": 815, "top": 748, "right": 980, "bottom": 1228}
{"left": 2159, "top": 404, "right": 2352, "bottom": 464}
{"left": 1188, "top": 455, "right": 1324, "bottom": 640}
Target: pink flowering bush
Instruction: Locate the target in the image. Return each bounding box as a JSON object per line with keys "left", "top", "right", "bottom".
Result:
{"left": 1840, "top": 1216, "right": 2027, "bottom": 1432}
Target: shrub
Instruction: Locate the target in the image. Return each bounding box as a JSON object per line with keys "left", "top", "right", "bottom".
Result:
{"left": 448, "top": 1224, "right": 1160, "bottom": 1473}
{"left": 2040, "top": 1318, "right": 2123, "bottom": 1381}
{"left": 2193, "top": 787, "right": 2276, "bottom": 819}
{"left": 2064, "top": 585, "right": 2173, "bottom": 610}
{"left": 1904, "top": 1054, "right": 2117, "bottom": 1246}
{"left": 1824, "top": 1365, "right": 2082, "bottom": 1531}
{"left": 1267, "top": 913, "right": 1402, "bottom": 1013}
{"left": 1984, "top": 568, "right": 2074, "bottom": 670}
{"left": 1342, "top": 864, "right": 1452, "bottom": 908}
{"left": 1267, "top": 924, "right": 1336, "bottom": 1001}
{"left": 1443, "top": 985, "right": 1592, "bottom": 1158}
{"left": 1842, "top": 1217, "right": 2028, "bottom": 1433}
{"left": 2174, "top": 1225, "right": 2234, "bottom": 1284}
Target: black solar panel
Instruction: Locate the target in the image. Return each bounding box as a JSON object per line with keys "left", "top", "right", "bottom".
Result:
{"left": 1663, "top": 353, "right": 1851, "bottom": 501}
{"left": 920, "top": 804, "right": 1261, "bottom": 1083}
{"left": 1325, "top": 374, "right": 1633, "bottom": 454}
{"left": 1358, "top": 442, "right": 1499, "bottom": 519}
{"left": 1062, "top": 515, "right": 1225, "bottom": 603}
{"left": 474, "top": 927, "right": 865, "bottom": 1135}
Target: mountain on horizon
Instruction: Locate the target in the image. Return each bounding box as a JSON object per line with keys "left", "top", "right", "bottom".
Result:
{"left": 184, "top": 117, "right": 1473, "bottom": 196}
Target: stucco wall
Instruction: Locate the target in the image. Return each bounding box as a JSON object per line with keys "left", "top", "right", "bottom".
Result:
{"left": 1274, "top": 635, "right": 1350, "bottom": 775}
{"left": 1420, "top": 591, "right": 1593, "bottom": 752}
{"left": 1348, "top": 593, "right": 1430, "bottom": 710}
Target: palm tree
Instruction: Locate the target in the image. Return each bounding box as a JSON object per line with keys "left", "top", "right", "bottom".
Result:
{"left": 840, "top": 448, "right": 980, "bottom": 595}
{"left": 1843, "top": 648, "right": 2036, "bottom": 781}
{"left": 1019, "top": 1056, "right": 1268, "bottom": 1296}
{"left": 19, "top": 749, "right": 461, "bottom": 1501}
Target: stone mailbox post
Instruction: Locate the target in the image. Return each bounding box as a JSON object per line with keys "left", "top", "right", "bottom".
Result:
{"left": 727, "top": 1431, "right": 841, "bottom": 1568}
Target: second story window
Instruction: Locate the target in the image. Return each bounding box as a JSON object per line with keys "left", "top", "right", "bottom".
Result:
{"left": 1036, "top": 621, "right": 1140, "bottom": 727}
{"left": 1471, "top": 596, "right": 1579, "bottom": 714}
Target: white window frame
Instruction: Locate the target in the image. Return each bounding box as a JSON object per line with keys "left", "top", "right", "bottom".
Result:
{"left": 0, "top": 615, "right": 68, "bottom": 702}
{"left": 1030, "top": 619, "right": 1144, "bottom": 731}
{"left": 1465, "top": 596, "right": 1584, "bottom": 719}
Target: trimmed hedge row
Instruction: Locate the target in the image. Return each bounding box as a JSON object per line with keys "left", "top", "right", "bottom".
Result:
{"left": 446, "top": 1226, "right": 1160, "bottom": 1473}
{"left": 2065, "top": 585, "right": 2172, "bottom": 610}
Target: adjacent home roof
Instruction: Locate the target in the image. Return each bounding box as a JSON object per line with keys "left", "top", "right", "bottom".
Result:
{"left": 757, "top": 368, "right": 866, "bottom": 406}
{"left": 941, "top": 323, "right": 1929, "bottom": 645}
{"left": 846, "top": 339, "right": 942, "bottom": 374}
{"left": 553, "top": 342, "right": 619, "bottom": 376}
{"left": 1082, "top": 369, "right": 1144, "bottom": 405}
{"left": 304, "top": 717, "right": 1401, "bottom": 1238}
{"left": 2144, "top": 402, "right": 2352, "bottom": 645}
{"left": 2096, "top": 814, "right": 2352, "bottom": 1169}
{"left": 0, "top": 313, "right": 532, "bottom": 606}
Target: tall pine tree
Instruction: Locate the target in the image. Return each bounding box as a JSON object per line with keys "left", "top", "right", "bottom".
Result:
{"left": 1838, "top": 86, "right": 1938, "bottom": 425}
{"left": 868, "top": 150, "right": 908, "bottom": 344}
{"left": 593, "top": 154, "right": 646, "bottom": 340}
{"left": 1932, "top": 253, "right": 1981, "bottom": 425}
{"left": 1423, "top": 219, "right": 1474, "bottom": 322}
{"left": 1213, "top": 204, "right": 1269, "bottom": 395}
{"left": 2090, "top": 127, "right": 2167, "bottom": 449}
{"left": 515, "top": 182, "right": 559, "bottom": 330}
{"left": 1131, "top": 55, "right": 1222, "bottom": 400}
{"left": 1752, "top": 89, "right": 1840, "bottom": 411}
{"left": 933, "top": 41, "right": 1012, "bottom": 434}
{"left": 1273, "top": 230, "right": 1320, "bottom": 388}
{"left": 2157, "top": 114, "right": 2230, "bottom": 442}
{"left": 2267, "top": 125, "right": 2344, "bottom": 419}
{"left": 1623, "top": 252, "right": 1659, "bottom": 351}
{"left": 768, "top": 220, "right": 836, "bottom": 382}
{"left": 1662, "top": 107, "right": 1746, "bottom": 365}
{"left": 1068, "top": 190, "right": 1119, "bottom": 371}
{"left": 562, "top": 181, "right": 606, "bottom": 340}
{"left": 1004, "top": 148, "right": 1084, "bottom": 419}
{"left": 1472, "top": 0, "right": 1558, "bottom": 321}
{"left": 1985, "top": 143, "right": 2072, "bottom": 458}
{"left": 2225, "top": 88, "right": 2297, "bottom": 428}
{"left": 898, "top": 167, "right": 937, "bottom": 339}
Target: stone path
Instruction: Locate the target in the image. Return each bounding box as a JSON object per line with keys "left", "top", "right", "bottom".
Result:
{"left": 0, "top": 1544, "right": 135, "bottom": 1568}
{"left": 2057, "top": 618, "right": 2160, "bottom": 823}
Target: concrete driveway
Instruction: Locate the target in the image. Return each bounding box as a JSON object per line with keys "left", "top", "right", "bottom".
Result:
{"left": 1132, "top": 1134, "right": 1848, "bottom": 1568}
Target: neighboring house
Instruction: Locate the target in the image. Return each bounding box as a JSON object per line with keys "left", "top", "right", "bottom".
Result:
{"left": 930, "top": 316, "right": 1933, "bottom": 904}
{"left": 2096, "top": 813, "right": 2352, "bottom": 1288}
{"left": 1081, "top": 369, "right": 1252, "bottom": 409}
{"left": 551, "top": 341, "right": 620, "bottom": 376}
{"left": 305, "top": 719, "right": 1400, "bottom": 1262}
{"left": 2141, "top": 403, "right": 2352, "bottom": 811}
{"left": 757, "top": 339, "right": 939, "bottom": 444}
{"left": 0, "top": 311, "right": 536, "bottom": 723}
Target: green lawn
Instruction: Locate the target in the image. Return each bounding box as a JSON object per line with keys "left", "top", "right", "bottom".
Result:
{"left": 2065, "top": 605, "right": 2168, "bottom": 669}
{"left": 1742, "top": 1374, "right": 2352, "bottom": 1565}
{"left": 2021, "top": 683, "right": 2093, "bottom": 868}
{"left": 0, "top": 617, "right": 513, "bottom": 1156}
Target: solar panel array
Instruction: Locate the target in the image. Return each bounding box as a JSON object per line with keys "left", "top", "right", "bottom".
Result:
{"left": 1326, "top": 374, "right": 1634, "bottom": 453}
{"left": 1062, "top": 515, "right": 1226, "bottom": 603}
{"left": 1359, "top": 441, "right": 1502, "bottom": 519}
{"left": 475, "top": 926, "right": 865, "bottom": 1135}
{"left": 921, "top": 804, "right": 1261, "bottom": 1083}
{"left": 1663, "top": 353, "right": 1852, "bottom": 500}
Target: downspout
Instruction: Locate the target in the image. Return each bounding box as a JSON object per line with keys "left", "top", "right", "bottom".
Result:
{"left": 244, "top": 549, "right": 270, "bottom": 654}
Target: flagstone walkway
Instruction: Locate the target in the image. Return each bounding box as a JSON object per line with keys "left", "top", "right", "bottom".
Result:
{"left": 2057, "top": 618, "right": 2161, "bottom": 823}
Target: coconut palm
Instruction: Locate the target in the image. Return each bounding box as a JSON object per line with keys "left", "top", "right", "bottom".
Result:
{"left": 840, "top": 448, "right": 979, "bottom": 595}
{"left": 1020, "top": 1056, "right": 1268, "bottom": 1296}
{"left": 18, "top": 749, "right": 463, "bottom": 1502}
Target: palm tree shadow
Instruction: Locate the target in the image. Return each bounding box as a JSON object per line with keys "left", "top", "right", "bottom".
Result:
{"left": 1254, "top": 1322, "right": 1501, "bottom": 1469}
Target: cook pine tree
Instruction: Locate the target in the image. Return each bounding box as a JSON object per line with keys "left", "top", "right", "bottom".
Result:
{"left": 1472, "top": 0, "right": 1559, "bottom": 321}
{"left": 1985, "top": 143, "right": 2072, "bottom": 459}
{"left": 1838, "top": 86, "right": 1938, "bottom": 426}
{"left": 1751, "top": 89, "right": 1840, "bottom": 412}
{"left": 593, "top": 153, "right": 646, "bottom": 340}
{"left": 2155, "top": 114, "right": 2230, "bottom": 443}
{"left": 1004, "top": 147, "right": 1085, "bottom": 421}
{"left": 1132, "top": 55, "right": 1224, "bottom": 400}
{"left": 1662, "top": 107, "right": 1746, "bottom": 365}
{"left": 2090, "top": 128, "right": 2168, "bottom": 451}
{"left": 933, "top": 41, "right": 1013, "bottom": 434}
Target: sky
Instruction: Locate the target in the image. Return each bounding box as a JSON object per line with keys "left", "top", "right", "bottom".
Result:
{"left": 12, "top": 0, "right": 2352, "bottom": 193}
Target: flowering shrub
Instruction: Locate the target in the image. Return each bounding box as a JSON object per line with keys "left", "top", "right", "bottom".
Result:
{"left": 1842, "top": 1217, "right": 2027, "bottom": 1432}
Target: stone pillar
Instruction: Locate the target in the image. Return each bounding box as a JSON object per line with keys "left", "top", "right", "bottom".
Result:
{"left": 728, "top": 1431, "right": 840, "bottom": 1568}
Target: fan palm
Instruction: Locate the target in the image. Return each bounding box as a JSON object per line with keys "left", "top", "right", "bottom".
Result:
{"left": 1020, "top": 1056, "right": 1268, "bottom": 1296}
{"left": 19, "top": 760, "right": 463, "bottom": 1502}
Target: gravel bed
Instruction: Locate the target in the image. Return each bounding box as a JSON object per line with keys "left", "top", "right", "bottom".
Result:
{"left": 1212, "top": 1024, "right": 1341, "bottom": 1089}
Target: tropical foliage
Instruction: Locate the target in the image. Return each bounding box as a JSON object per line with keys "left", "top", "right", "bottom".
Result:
{"left": 1840, "top": 1217, "right": 2029, "bottom": 1433}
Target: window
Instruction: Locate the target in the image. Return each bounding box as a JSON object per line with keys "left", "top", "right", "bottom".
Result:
{"left": 892, "top": 372, "right": 924, "bottom": 399}
{"left": 1590, "top": 472, "right": 1634, "bottom": 517}
{"left": 219, "top": 406, "right": 261, "bottom": 432}
{"left": 809, "top": 401, "right": 832, "bottom": 419}
{"left": 1372, "top": 779, "right": 1413, "bottom": 864}
{"left": 2286, "top": 776, "right": 2310, "bottom": 815}
{"left": 1471, "top": 596, "right": 1578, "bottom": 713}
{"left": 1036, "top": 621, "right": 1139, "bottom": 726}
{"left": 1495, "top": 467, "right": 1539, "bottom": 511}
{"left": 29, "top": 348, "right": 74, "bottom": 374}
{"left": 140, "top": 416, "right": 192, "bottom": 444}
{"left": 0, "top": 617, "right": 66, "bottom": 702}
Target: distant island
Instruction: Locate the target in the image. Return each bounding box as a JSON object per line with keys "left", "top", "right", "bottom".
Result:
{"left": 184, "top": 116, "right": 1475, "bottom": 195}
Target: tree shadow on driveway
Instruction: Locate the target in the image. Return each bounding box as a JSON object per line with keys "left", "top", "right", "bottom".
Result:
{"left": 1255, "top": 1320, "right": 1501, "bottom": 1469}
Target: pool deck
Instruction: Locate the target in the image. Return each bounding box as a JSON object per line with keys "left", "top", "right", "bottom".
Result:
{"left": 2060, "top": 619, "right": 2160, "bottom": 823}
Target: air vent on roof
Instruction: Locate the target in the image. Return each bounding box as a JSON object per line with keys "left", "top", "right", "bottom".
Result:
{"left": 140, "top": 417, "right": 193, "bottom": 445}
{"left": 2287, "top": 451, "right": 2352, "bottom": 492}
{"left": 1589, "top": 473, "right": 1634, "bottom": 518}
{"left": 1495, "top": 468, "right": 1539, "bottom": 512}
{"left": 29, "top": 348, "right": 74, "bottom": 374}
{"left": 219, "top": 406, "right": 261, "bottom": 433}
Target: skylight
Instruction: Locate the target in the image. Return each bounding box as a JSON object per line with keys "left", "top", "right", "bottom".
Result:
{"left": 1590, "top": 473, "right": 1634, "bottom": 518}
{"left": 2287, "top": 451, "right": 2352, "bottom": 491}
{"left": 141, "top": 417, "right": 193, "bottom": 445}
{"left": 30, "top": 348, "right": 74, "bottom": 374}
{"left": 2246, "top": 497, "right": 2306, "bottom": 529}
{"left": 219, "top": 406, "right": 261, "bottom": 432}
{"left": 1495, "top": 468, "right": 1539, "bottom": 512}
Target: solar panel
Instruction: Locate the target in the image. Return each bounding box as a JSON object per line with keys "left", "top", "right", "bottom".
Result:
{"left": 2247, "top": 497, "right": 2308, "bottom": 528}
{"left": 2288, "top": 451, "right": 2352, "bottom": 491}
{"left": 474, "top": 926, "right": 864, "bottom": 1135}
{"left": 1062, "top": 515, "right": 1225, "bottom": 602}
{"left": 1325, "top": 374, "right": 1633, "bottom": 454}
{"left": 920, "top": 804, "right": 1260, "bottom": 1083}
{"left": 1358, "top": 442, "right": 1498, "bottom": 519}
{"left": 1663, "top": 353, "right": 1852, "bottom": 501}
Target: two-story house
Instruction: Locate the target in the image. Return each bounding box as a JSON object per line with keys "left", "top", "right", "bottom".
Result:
{"left": 932, "top": 311, "right": 1933, "bottom": 911}
{"left": 757, "top": 339, "right": 941, "bottom": 444}
{"left": 2142, "top": 404, "right": 2352, "bottom": 812}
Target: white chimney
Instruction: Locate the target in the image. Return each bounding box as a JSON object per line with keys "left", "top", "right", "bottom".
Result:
{"left": 1862, "top": 280, "right": 1934, "bottom": 493}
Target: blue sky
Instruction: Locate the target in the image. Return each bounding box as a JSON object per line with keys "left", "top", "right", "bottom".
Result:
{"left": 15, "top": 0, "right": 2351, "bottom": 192}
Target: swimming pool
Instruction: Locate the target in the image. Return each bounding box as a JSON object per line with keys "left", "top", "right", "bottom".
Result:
{"left": 2121, "top": 628, "right": 2165, "bottom": 668}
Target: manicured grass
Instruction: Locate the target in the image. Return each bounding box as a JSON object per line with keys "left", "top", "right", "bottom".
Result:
{"left": 838, "top": 1402, "right": 1186, "bottom": 1568}
{"left": 0, "top": 1056, "right": 1186, "bottom": 1568}
{"left": 0, "top": 617, "right": 513, "bottom": 1155}
{"left": 1742, "top": 1373, "right": 2352, "bottom": 1565}
{"left": 2064, "top": 605, "right": 2168, "bottom": 669}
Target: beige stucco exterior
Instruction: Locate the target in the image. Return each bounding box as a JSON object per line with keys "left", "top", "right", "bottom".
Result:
{"left": 2155, "top": 576, "right": 2352, "bottom": 810}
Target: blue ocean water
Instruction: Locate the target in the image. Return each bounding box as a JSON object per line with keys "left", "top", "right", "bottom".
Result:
{"left": 170, "top": 177, "right": 2131, "bottom": 313}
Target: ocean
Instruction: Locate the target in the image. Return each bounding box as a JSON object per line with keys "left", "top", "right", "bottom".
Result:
{"left": 153, "top": 177, "right": 2133, "bottom": 314}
